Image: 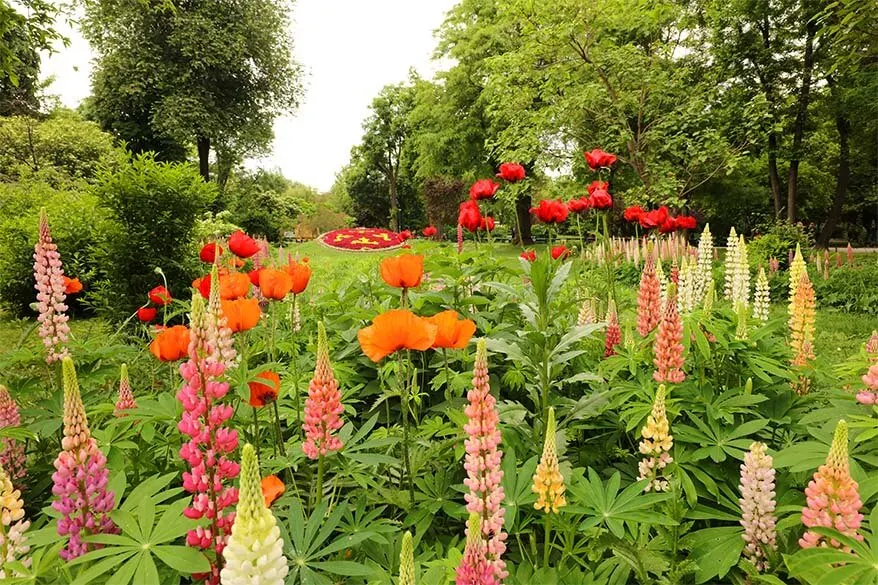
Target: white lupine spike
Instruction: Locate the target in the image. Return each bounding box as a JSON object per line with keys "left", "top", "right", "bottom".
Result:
{"left": 656, "top": 258, "right": 668, "bottom": 304}
{"left": 693, "top": 224, "right": 713, "bottom": 304}
{"left": 753, "top": 267, "right": 770, "bottom": 322}
{"left": 723, "top": 227, "right": 739, "bottom": 300}
{"left": 731, "top": 234, "right": 751, "bottom": 308}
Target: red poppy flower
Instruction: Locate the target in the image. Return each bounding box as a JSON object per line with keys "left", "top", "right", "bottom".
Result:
{"left": 399, "top": 230, "right": 413, "bottom": 241}
{"left": 137, "top": 307, "right": 157, "bottom": 323}
{"left": 567, "top": 198, "right": 590, "bottom": 214}
{"left": 248, "top": 370, "right": 280, "bottom": 407}
{"left": 200, "top": 243, "right": 223, "bottom": 263}
{"left": 659, "top": 216, "right": 679, "bottom": 234}
{"left": 469, "top": 179, "right": 500, "bottom": 201}
{"left": 148, "top": 285, "right": 172, "bottom": 306}
{"left": 380, "top": 254, "right": 423, "bottom": 289}
{"left": 531, "top": 199, "right": 569, "bottom": 224}
{"left": 149, "top": 325, "right": 190, "bottom": 361}
{"left": 587, "top": 180, "right": 609, "bottom": 195}
{"left": 584, "top": 148, "right": 617, "bottom": 170}
{"left": 623, "top": 205, "right": 645, "bottom": 222}
{"left": 520, "top": 249, "right": 536, "bottom": 262}
{"left": 587, "top": 189, "right": 613, "bottom": 210}
{"left": 228, "top": 230, "right": 260, "bottom": 258}
{"left": 496, "top": 163, "right": 526, "bottom": 182}
{"left": 677, "top": 215, "right": 697, "bottom": 230}
{"left": 551, "top": 245, "right": 571, "bottom": 260}
{"left": 458, "top": 200, "right": 482, "bottom": 232}
{"left": 422, "top": 225, "right": 438, "bottom": 237}
{"left": 262, "top": 475, "right": 285, "bottom": 507}
{"left": 258, "top": 268, "right": 293, "bottom": 300}
{"left": 248, "top": 268, "right": 263, "bottom": 287}
{"left": 639, "top": 206, "right": 669, "bottom": 229}
{"left": 63, "top": 276, "right": 83, "bottom": 294}
{"left": 479, "top": 216, "right": 496, "bottom": 232}
{"left": 285, "top": 260, "right": 312, "bottom": 295}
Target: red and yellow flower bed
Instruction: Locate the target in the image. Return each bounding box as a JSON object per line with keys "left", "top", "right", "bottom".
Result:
{"left": 319, "top": 227, "right": 407, "bottom": 252}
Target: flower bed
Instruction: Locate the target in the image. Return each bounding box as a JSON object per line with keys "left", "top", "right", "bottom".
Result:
{"left": 319, "top": 227, "right": 407, "bottom": 251}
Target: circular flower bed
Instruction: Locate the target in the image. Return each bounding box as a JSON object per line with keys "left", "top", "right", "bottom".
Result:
{"left": 319, "top": 228, "right": 407, "bottom": 252}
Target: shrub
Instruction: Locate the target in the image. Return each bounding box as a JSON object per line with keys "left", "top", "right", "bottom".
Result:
{"left": 748, "top": 220, "right": 813, "bottom": 268}
{"left": 91, "top": 153, "right": 216, "bottom": 319}
{"left": 0, "top": 181, "right": 109, "bottom": 316}
{"left": 813, "top": 262, "right": 878, "bottom": 315}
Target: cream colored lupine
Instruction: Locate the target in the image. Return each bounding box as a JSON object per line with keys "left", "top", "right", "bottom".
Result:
{"left": 703, "top": 278, "right": 715, "bottom": 313}
{"left": 655, "top": 257, "right": 668, "bottom": 304}
{"left": 693, "top": 224, "right": 713, "bottom": 305}
{"left": 220, "top": 444, "right": 288, "bottom": 585}
{"left": 577, "top": 297, "right": 596, "bottom": 326}
{"left": 735, "top": 301, "right": 749, "bottom": 340}
{"left": 638, "top": 385, "right": 673, "bottom": 492}
{"left": 723, "top": 227, "right": 739, "bottom": 300}
{"left": 788, "top": 244, "right": 806, "bottom": 316}
{"left": 753, "top": 267, "right": 770, "bottom": 322}
{"left": 678, "top": 256, "right": 696, "bottom": 314}
{"left": 532, "top": 408, "right": 566, "bottom": 514}
{"left": 399, "top": 531, "right": 415, "bottom": 585}
{"left": 0, "top": 463, "right": 29, "bottom": 578}
{"left": 731, "top": 235, "right": 751, "bottom": 308}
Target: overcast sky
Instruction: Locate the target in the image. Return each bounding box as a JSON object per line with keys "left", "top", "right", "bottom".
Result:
{"left": 41, "top": 0, "right": 457, "bottom": 192}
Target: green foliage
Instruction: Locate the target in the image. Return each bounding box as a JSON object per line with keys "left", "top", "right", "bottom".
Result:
{"left": 91, "top": 153, "right": 216, "bottom": 319}
{"left": 223, "top": 170, "right": 314, "bottom": 242}
{"left": 749, "top": 222, "right": 815, "bottom": 269}
{"left": 813, "top": 262, "right": 878, "bottom": 315}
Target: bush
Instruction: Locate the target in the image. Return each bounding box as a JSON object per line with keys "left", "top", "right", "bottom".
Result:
{"left": 91, "top": 153, "right": 216, "bottom": 319}
{"left": 748, "top": 220, "right": 814, "bottom": 268}
{"left": 0, "top": 181, "right": 109, "bottom": 316}
{"left": 813, "top": 262, "right": 878, "bottom": 315}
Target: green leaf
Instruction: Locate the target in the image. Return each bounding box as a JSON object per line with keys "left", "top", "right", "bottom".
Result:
{"left": 152, "top": 546, "right": 211, "bottom": 574}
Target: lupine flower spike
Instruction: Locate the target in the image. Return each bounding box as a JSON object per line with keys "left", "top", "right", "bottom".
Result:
{"left": 637, "top": 385, "right": 673, "bottom": 492}
{"left": 0, "top": 388, "right": 25, "bottom": 483}
{"left": 789, "top": 273, "right": 816, "bottom": 368}
{"left": 693, "top": 224, "right": 713, "bottom": 304}
{"left": 655, "top": 257, "right": 668, "bottom": 303}
{"left": 703, "top": 278, "right": 715, "bottom": 312}
{"left": 533, "top": 407, "right": 566, "bottom": 513}
{"left": 577, "top": 297, "right": 596, "bottom": 326}
{"left": 678, "top": 256, "right": 696, "bottom": 314}
{"left": 653, "top": 284, "right": 685, "bottom": 384}
{"left": 208, "top": 264, "right": 237, "bottom": 369}
{"left": 788, "top": 244, "right": 806, "bottom": 315}
{"left": 735, "top": 301, "right": 749, "bottom": 340}
{"left": 723, "top": 227, "right": 739, "bottom": 300}
{"left": 456, "top": 513, "right": 497, "bottom": 585}
{"left": 302, "top": 322, "right": 344, "bottom": 460}
{"left": 753, "top": 267, "right": 770, "bottom": 322}
{"left": 637, "top": 253, "right": 662, "bottom": 336}
{"left": 604, "top": 300, "right": 621, "bottom": 357}
{"left": 220, "top": 444, "right": 288, "bottom": 585}
{"left": 52, "top": 357, "right": 117, "bottom": 560}
{"left": 399, "top": 531, "right": 415, "bottom": 585}
{"left": 0, "top": 462, "right": 29, "bottom": 578}
{"left": 731, "top": 234, "right": 750, "bottom": 308}
{"left": 178, "top": 294, "right": 239, "bottom": 584}
{"left": 866, "top": 331, "right": 878, "bottom": 359}
{"left": 33, "top": 208, "right": 71, "bottom": 363}
{"left": 113, "top": 363, "right": 137, "bottom": 417}
{"left": 739, "top": 442, "right": 777, "bottom": 570}
{"left": 800, "top": 420, "right": 863, "bottom": 549}
{"left": 463, "top": 339, "right": 506, "bottom": 580}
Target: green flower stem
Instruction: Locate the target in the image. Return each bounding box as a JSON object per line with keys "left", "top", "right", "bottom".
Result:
{"left": 397, "top": 351, "right": 415, "bottom": 507}
{"left": 252, "top": 406, "right": 261, "bottom": 459}
{"left": 543, "top": 512, "right": 552, "bottom": 568}
{"left": 602, "top": 212, "right": 617, "bottom": 303}
{"left": 315, "top": 454, "right": 325, "bottom": 506}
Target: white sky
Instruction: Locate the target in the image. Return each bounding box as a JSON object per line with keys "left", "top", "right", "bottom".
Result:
{"left": 41, "top": 0, "right": 457, "bottom": 192}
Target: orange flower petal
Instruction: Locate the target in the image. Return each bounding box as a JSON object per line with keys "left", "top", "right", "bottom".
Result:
{"left": 379, "top": 255, "right": 424, "bottom": 289}
{"left": 261, "top": 475, "right": 285, "bottom": 507}
{"left": 357, "top": 309, "right": 437, "bottom": 362}
{"left": 427, "top": 310, "right": 475, "bottom": 349}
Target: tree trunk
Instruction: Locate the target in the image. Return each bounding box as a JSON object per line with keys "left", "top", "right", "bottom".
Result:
{"left": 515, "top": 194, "right": 533, "bottom": 245}
{"left": 197, "top": 136, "right": 211, "bottom": 182}
{"left": 389, "top": 176, "right": 399, "bottom": 232}
{"left": 767, "top": 132, "right": 783, "bottom": 215}
{"left": 786, "top": 21, "right": 816, "bottom": 223}
{"left": 817, "top": 112, "right": 850, "bottom": 247}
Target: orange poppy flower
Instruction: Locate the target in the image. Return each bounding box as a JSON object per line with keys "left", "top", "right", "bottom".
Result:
{"left": 248, "top": 370, "right": 280, "bottom": 407}
{"left": 221, "top": 298, "right": 261, "bottom": 332}
{"left": 194, "top": 272, "right": 252, "bottom": 300}
{"left": 379, "top": 254, "right": 423, "bottom": 289}
{"left": 426, "top": 310, "right": 476, "bottom": 349}
{"left": 259, "top": 268, "right": 293, "bottom": 300}
{"left": 149, "top": 325, "right": 190, "bottom": 361}
{"left": 357, "top": 309, "right": 438, "bottom": 362}
{"left": 261, "top": 475, "right": 285, "bottom": 507}
{"left": 285, "top": 260, "right": 312, "bottom": 295}
{"left": 63, "top": 276, "right": 83, "bottom": 294}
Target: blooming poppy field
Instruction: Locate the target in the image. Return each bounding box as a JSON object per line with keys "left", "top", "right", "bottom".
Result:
{"left": 1, "top": 156, "right": 878, "bottom": 585}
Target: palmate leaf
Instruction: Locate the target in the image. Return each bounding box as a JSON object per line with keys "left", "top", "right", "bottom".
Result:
{"left": 786, "top": 521, "right": 878, "bottom": 585}
{"left": 679, "top": 526, "right": 745, "bottom": 583}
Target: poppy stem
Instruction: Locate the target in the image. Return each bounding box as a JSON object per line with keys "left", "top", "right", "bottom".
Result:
{"left": 602, "top": 212, "right": 617, "bottom": 303}
{"left": 252, "top": 406, "right": 261, "bottom": 460}
{"left": 272, "top": 400, "right": 282, "bottom": 458}
{"left": 443, "top": 348, "right": 451, "bottom": 402}
{"left": 292, "top": 339, "right": 302, "bottom": 438}
{"left": 397, "top": 352, "right": 415, "bottom": 507}
{"left": 315, "top": 454, "right": 324, "bottom": 506}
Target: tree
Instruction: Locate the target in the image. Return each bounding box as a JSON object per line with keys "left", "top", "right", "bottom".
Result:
{"left": 81, "top": 0, "right": 303, "bottom": 182}
{"left": 0, "top": 0, "right": 65, "bottom": 116}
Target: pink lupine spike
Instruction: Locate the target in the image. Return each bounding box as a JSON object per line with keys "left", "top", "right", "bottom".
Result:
{"left": 455, "top": 513, "right": 498, "bottom": 585}
{"left": 113, "top": 364, "right": 137, "bottom": 417}
{"left": 177, "top": 294, "right": 239, "bottom": 584}
{"left": 800, "top": 420, "right": 863, "bottom": 550}
{"left": 653, "top": 284, "right": 685, "bottom": 384}
{"left": 52, "top": 358, "right": 117, "bottom": 560}
{"left": 0, "top": 386, "right": 26, "bottom": 483}
{"left": 604, "top": 300, "right": 621, "bottom": 358}
{"left": 739, "top": 442, "right": 777, "bottom": 570}
{"left": 33, "top": 208, "right": 70, "bottom": 363}
{"left": 462, "top": 339, "right": 506, "bottom": 581}
{"left": 302, "top": 322, "right": 344, "bottom": 459}
{"left": 636, "top": 252, "right": 662, "bottom": 336}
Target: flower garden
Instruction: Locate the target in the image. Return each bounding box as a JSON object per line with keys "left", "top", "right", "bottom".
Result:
{"left": 1, "top": 154, "right": 878, "bottom": 585}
